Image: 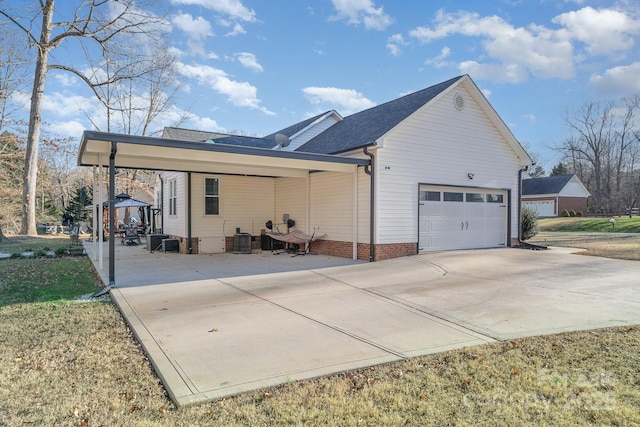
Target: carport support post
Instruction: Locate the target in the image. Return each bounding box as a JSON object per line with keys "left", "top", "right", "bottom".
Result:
{"left": 108, "top": 142, "right": 117, "bottom": 286}
{"left": 353, "top": 165, "right": 358, "bottom": 260}
{"left": 98, "top": 157, "right": 104, "bottom": 270}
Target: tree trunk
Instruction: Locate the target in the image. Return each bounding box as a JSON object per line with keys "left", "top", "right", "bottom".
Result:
{"left": 0, "top": 223, "right": 7, "bottom": 241}
{"left": 20, "top": 0, "right": 53, "bottom": 236}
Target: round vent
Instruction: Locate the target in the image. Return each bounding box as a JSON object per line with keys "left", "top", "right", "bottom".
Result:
{"left": 453, "top": 93, "right": 464, "bottom": 111}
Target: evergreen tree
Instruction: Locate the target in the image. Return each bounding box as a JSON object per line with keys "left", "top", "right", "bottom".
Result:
{"left": 550, "top": 162, "right": 569, "bottom": 176}
{"left": 65, "top": 185, "right": 92, "bottom": 224}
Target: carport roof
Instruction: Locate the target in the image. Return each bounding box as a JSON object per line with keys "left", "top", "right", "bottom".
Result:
{"left": 78, "top": 130, "right": 369, "bottom": 178}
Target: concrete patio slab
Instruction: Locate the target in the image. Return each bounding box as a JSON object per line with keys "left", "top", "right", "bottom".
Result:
{"left": 86, "top": 242, "right": 640, "bottom": 407}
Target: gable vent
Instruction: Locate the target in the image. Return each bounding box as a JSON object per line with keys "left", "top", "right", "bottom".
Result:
{"left": 453, "top": 93, "right": 465, "bottom": 111}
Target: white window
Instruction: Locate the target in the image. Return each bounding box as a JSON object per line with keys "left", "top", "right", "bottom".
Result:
{"left": 204, "top": 178, "right": 219, "bottom": 215}
{"left": 169, "top": 179, "right": 177, "bottom": 216}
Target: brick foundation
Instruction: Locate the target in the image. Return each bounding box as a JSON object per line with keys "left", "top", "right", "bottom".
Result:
{"left": 165, "top": 235, "right": 199, "bottom": 254}
{"left": 373, "top": 242, "right": 418, "bottom": 261}
{"left": 309, "top": 240, "right": 418, "bottom": 261}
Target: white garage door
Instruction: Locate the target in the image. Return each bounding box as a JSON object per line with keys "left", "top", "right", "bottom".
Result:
{"left": 523, "top": 201, "right": 555, "bottom": 218}
{"left": 419, "top": 185, "right": 507, "bottom": 252}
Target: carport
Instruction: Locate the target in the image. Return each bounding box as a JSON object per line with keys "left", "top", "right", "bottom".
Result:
{"left": 77, "top": 130, "right": 371, "bottom": 287}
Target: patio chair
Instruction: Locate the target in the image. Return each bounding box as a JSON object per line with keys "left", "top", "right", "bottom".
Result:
{"left": 121, "top": 227, "right": 141, "bottom": 246}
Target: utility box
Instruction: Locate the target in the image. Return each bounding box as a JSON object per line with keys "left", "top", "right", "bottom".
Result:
{"left": 147, "top": 234, "right": 169, "bottom": 252}
{"left": 162, "top": 239, "right": 179, "bottom": 253}
{"left": 234, "top": 233, "right": 251, "bottom": 254}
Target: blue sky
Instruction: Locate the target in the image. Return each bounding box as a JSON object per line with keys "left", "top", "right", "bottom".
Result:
{"left": 7, "top": 0, "right": 640, "bottom": 172}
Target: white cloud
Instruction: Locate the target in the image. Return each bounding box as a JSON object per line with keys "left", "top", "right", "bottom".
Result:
{"left": 177, "top": 63, "right": 274, "bottom": 115}
{"left": 225, "top": 23, "right": 247, "bottom": 37}
{"left": 590, "top": 62, "right": 640, "bottom": 94}
{"left": 171, "top": 13, "right": 213, "bottom": 40}
{"left": 189, "top": 116, "right": 226, "bottom": 132}
{"left": 424, "top": 46, "right": 451, "bottom": 68}
{"left": 41, "top": 92, "right": 98, "bottom": 118}
{"left": 302, "top": 86, "right": 376, "bottom": 115}
{"left": 170, "top": 0, "right": 256, "bottom": 22}
{"left": 409, "top": 10, "right": 575, "bottom": 82}
{"left": 522, "top": 113, "right": 537, "bottom": 124}
{"left": 481, "top": 88, "right": 491, "bottom": 98}
{"left": 406, "top": 6, "right": 640, "bottom": 83}
{"left": 330, "top": 0, "right": 393, "bottom": 30}
{"left": 52, "top": 73, "right": 78, "bottom": 87}
{"left": 552, "top": 7, "right": 639, "bottom": 56}
{"left": 387, "top": 34, "right": 406, "bottom": 56}
{"left": 459, "top": 61, "right": 529, "bottom": 83}
{"left": 47, "top": 120, "right": 87, "bottom": 138}
{"left": 234, "top": 52, "right": 263, "bottom": 72}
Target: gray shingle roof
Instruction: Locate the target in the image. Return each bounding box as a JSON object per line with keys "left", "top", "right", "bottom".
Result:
{"left": 522, "top": 174, "right": 575, "bottom": 195}
{"left": 263, "top": 111, "right": 333, "bottom": 142}
{"left": 162, "top": 127, "right": 274, "bottom": 149}
{"left": 296, "top": 76, "right": 464, "bottom": 154}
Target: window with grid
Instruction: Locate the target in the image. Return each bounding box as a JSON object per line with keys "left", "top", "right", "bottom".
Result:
{"left": 169, "top": 179, "right": 177, "bottom": 216}
{"left": 204, "top": 178, "right": 219, "bottom": 215}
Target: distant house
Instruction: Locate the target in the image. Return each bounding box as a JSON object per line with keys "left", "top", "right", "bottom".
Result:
{"left": 522, "top": 174, "right": 590, "bottom": 217}
{"left": 79, "top": 74, "right": 533, "bottom": 262}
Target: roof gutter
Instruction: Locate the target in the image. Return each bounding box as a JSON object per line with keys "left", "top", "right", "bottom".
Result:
{"left": 363, "top": 146, "right": 375, "bottom": 262}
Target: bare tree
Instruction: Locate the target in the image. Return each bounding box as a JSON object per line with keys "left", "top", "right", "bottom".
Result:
{"left": 0, "top": 0, "right": 166, "bottom": 235}
{"left": 559, "top": 98, "right": 640, "bottom": 213}
{"left": 79, "top": 44, "right": 189, "bottom": 227}
{"left": 0, "top": 31, "right": 29, "bottom": 133}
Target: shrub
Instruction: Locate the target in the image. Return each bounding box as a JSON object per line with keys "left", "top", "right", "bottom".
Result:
{"left": 569, "top": 210, "right": 576, "bottom": 217}
{"left": 521, "top": 205, "right": 539, "bottom": 240}
{"left": 562, "top": 209, "right": 570, "bottom": 217}
{"left": 576, "top": 211, "right": 583, "bottom": 217}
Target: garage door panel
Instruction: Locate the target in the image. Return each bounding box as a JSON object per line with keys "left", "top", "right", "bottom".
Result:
{"left": 523, "top": 201, "right": 555, "bottom": 217}
{"left": 419, "top": 186, "right": 507, "bottom": 252}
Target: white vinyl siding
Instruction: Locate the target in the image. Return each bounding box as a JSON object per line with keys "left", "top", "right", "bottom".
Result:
{"left": 559, "top": 177, "right": 590, "bottom": 197}
{"left": 309, "top": 172, "right": 354, "bottom": 242}
{"left": 162, "top": 172, "right": 186, "bottom": 237}
{"left": 191, "top": 175, "right": 275, "bottom": 253}
{"left": 374, "top": 81, "right": 523, "bottom": 245}
{"left": 275, "top": 177, "right": 308, "bottom": 232}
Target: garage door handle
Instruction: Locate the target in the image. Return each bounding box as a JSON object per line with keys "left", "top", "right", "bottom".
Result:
{"left": 466, "top": 221, "right": 469, "bottom": 230}
{"left": 461, "top": 221, "right": 464, "bottom": 230}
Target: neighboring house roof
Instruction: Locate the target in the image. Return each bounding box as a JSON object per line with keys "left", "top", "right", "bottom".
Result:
{"left": 296, "top": 76, "right": 464, "bottom": 154}
{"left": 264, "top": 111, "right": 335, "bottom": 141}
{"left": 162, "top": 126, "right": 274, "bottom": 149}
{"left": 522, "top": 174, "right": 590, "bottom": 196}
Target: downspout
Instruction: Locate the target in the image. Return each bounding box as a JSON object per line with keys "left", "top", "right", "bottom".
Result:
{"left": 108, "top": 142, "right": 117, "bottom": 286}
{"left": 518, "top": 165, "right": 547, "bottom": 250}
{"left": 187, "top": 172, "right": 192, "bottom": 254}
{"left": 159, "top": 176, "right": 164, "bottom": 234}
{"left": 363, "top": 146, "right": 375, "bottom": 262}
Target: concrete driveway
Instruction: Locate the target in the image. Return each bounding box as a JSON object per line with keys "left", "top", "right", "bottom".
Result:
{"left": 87, "top": 244, "right": 640, "bottom": 407}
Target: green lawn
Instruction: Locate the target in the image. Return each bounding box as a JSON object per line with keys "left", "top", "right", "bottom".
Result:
{"left": 0, "top": 236, "right": 101, "bottom": 306}
{"left": 537, "top": 216, "right": 640, "bottom": 233}
{"left": 0, "top": 257, "right": 101, "bottom": 306}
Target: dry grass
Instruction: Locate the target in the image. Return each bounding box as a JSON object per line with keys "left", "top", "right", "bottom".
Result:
{"left": 529, "top": 233, "right": 640, "bottom": 261}
{"left": 1, "top": 300, "right": 639, "bottom": 426}
{"left": 2, "top": 235, "right": 639, "bottom": 425}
